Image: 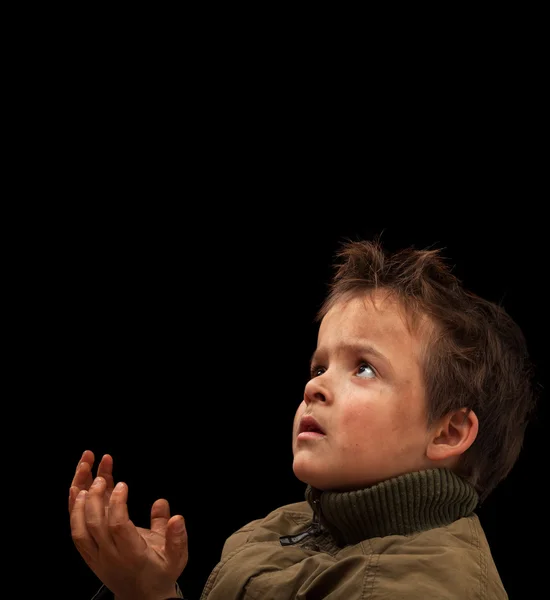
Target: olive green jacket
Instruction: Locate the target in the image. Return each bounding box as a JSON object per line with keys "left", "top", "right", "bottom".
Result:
{"left": 200, "top": 469, "right": 507, "bottom": 599}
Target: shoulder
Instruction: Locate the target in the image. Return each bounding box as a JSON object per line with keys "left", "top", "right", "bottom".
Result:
{"left": 221, "top": 500, "right": 312, "bottom": 556}
{"left": 367, "top": 514, "right": 507, "bottom": 599}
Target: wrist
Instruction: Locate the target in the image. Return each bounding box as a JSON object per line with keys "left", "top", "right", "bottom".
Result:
{"left": 114, "top": 584, "right": 180, "bottom": 600}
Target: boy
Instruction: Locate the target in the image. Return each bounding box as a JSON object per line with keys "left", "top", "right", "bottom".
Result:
{"left": 69, "top": 239, "right": 535, "bottom": 599}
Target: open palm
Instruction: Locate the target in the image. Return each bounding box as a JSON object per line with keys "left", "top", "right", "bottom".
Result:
{"left": 68, "top": 450, "right": 188, "bottom": 600}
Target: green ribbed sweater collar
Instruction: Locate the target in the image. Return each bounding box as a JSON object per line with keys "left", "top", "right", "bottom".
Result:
{"left": 305, "top": 468, "right": 478, "bottom": 545}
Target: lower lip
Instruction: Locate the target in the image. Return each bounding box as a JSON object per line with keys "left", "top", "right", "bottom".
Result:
{"left": 297, "top": 431, "right": 326, "bottom": 440}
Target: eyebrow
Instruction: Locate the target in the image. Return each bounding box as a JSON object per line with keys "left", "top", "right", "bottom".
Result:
{"left": 310, "top": 342, "right": 393, "bottom": 372}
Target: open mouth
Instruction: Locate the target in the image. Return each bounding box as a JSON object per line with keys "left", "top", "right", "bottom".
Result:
{"left": 299, "top": 415, "right": 325, "bottom": 436}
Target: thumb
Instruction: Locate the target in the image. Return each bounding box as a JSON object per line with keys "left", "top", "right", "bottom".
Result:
{"left": 165, "top": 515, "right": 188, "bottom": 572}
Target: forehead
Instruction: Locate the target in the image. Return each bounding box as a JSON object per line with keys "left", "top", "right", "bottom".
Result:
{"left": 318, "top": 289, "right": 430, "bottom": 352}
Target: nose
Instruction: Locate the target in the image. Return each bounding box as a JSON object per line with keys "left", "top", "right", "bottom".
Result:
{"left": 303, "top": 374, "right": 331, "bottom": 405}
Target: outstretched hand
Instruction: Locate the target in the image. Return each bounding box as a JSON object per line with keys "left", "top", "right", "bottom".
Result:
{"left": 69, "top": 451, "right": 188, "bottom": 600}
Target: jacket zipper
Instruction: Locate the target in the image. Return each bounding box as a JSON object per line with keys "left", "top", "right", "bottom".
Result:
{"left": 279, "top": 498, "right": 322, "bottom": 546}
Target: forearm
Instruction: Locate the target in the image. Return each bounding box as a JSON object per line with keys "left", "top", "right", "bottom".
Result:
{"left": 114, "top": 592, "right": 181, "bottom": 600}
{"left": 101, "top": 581, "right": 184, "bottom": 600}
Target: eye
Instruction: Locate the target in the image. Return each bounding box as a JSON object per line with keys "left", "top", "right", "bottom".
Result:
{"left": 356, "top": 363, "right": 376, "bottom": 379}
{"left": 310, "top": 365, "right": 326, "bottom": 378}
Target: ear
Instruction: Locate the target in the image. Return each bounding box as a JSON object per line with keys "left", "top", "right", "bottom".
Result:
{"left": 426, "top": 408, "right": 479, "bottom": 462}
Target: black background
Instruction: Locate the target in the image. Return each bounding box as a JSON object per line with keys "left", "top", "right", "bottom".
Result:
{"left": 37, "top": 209, "right": 545, "bottom": 599}
{"left": 7, "top": 20, "right": 546, "bottom": 599}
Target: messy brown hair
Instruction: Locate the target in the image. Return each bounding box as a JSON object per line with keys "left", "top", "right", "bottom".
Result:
{"left": 318, "top": 239, "right": 536, "bottom": 504}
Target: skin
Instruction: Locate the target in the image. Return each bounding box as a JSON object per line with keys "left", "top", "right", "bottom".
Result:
{"left": 292, "top": 289, "right": 479, "bottom": 491}
{"left": 68, "top": 451, "right": 187, "bottom": 600}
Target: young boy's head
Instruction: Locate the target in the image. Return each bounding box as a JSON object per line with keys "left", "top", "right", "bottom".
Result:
{"left": 292, "top": 240, "right": 536, "bottom": 503}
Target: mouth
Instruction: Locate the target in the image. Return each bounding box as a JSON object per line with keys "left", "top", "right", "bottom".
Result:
{"left": 298, "top": 415, "right": 326, "bottom": 437}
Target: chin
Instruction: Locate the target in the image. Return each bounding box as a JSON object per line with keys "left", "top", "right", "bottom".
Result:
{"left": 293, "top": 461, "right": 371, "bottom": 492}
{"left": 292, "top": 459, "right": 330, "bottom": 490}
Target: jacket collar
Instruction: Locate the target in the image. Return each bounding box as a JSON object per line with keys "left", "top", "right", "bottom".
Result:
{"left": 305, "top": 468, "right": 479, "bottom": 545}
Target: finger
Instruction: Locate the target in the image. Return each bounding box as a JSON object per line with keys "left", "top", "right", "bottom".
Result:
{"left": 150, "top": 498, "right": 170, "bottom": 537}
{"left": 71, "top": 451, "right": 95, "bottom": 490}
{"left": 97, "top": 454, "right": 115, "bottom": 502}
{"left": 74, "top": 462, "right": 94, "bottom": 494}
{"left": 69, "top": 485, "right": 80, "bottom": 514}
{"left": 165, "top": 515, "right": 188, "bottom": 572}
{"left": 97, "top": 454, "right": 114, "bottom": 488}
{"left": 84, "top": 477, "right": 111, "bottom": 547}
{"left": 74, "top": 450, "right": 95, "bottom": 476}
{"left": 108, "top": 482, "right": 146, "bottom": 556}
{"left": 69, "top": 462, "right": 94, "bottom": 515}
{"left": 70, "top": 490, "right": 99, "bottom": 561}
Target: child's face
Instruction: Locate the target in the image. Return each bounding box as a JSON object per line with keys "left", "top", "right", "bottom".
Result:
{"left": 292, "top": 289, "right": 435, "bottom": 491}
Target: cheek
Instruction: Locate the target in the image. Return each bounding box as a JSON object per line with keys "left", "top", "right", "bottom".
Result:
{"left": 393, "top": 384, "right": 426, "bottom": 428}
{"left": 339, "top": 406, "right": 378, "bottom": 446}
{"left": 339, "top": 390, "right": 395, "bottom": 444}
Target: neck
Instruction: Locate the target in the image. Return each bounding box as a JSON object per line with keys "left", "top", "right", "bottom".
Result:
{"left": 305, "top": 468, "right": 478, "bottom": 545}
